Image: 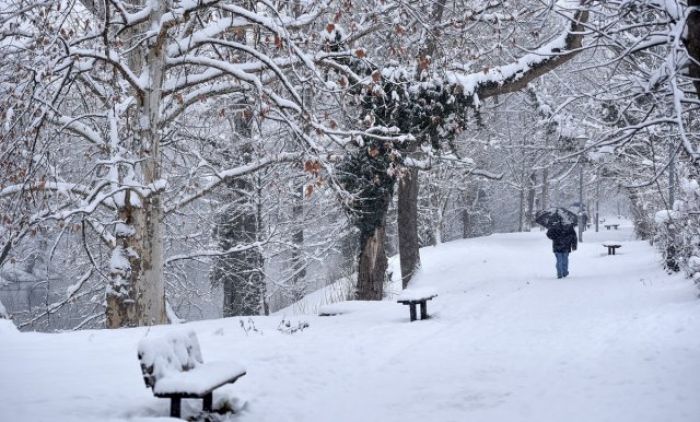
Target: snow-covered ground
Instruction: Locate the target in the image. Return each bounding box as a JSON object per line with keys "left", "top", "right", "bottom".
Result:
{"left": 2, "top": 225, "right": 700, "bottom": 422}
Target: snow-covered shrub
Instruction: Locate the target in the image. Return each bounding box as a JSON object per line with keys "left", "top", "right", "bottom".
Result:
{"left": 651, "top": 171, "right": 700, "bottom": 285}
{"left": 667, "top": 175, "right": 700, "bottom": 284}
{"left": 654, "top": 209, "right": 681, "bottom": 273}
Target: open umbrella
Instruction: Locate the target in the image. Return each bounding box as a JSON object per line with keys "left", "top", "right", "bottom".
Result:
{"left": 535, "top": 207, "right": 578, "bottom": 228}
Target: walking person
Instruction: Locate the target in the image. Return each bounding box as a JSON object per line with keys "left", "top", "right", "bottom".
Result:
{"left": 546, "top": 223, "right": 577, "bottom": 278}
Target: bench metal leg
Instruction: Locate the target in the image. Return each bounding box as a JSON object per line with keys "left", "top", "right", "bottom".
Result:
{"left": 409, "top": 304, "right": 417, "bottom": 322}
{"left": 203, "top": 393, "right": 213, "bottom": 412}
{"left": 420, "top": 301, "right": 428, "bottom": 320}
{"left": 170, "top": 397, "right": 182, "bottom": 418}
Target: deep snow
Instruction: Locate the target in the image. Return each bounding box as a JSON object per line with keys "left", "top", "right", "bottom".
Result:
{"left": 1, "top": 224, "right": 699, "bottom": 422}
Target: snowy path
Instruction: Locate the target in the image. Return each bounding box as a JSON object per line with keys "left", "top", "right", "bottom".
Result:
{"left": 2, "top": 227, "right": 700, "bottom": 422}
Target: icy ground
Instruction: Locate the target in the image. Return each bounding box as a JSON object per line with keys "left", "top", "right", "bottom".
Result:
{"left": 2, "top": 225, "right": 700, "bottom": 422}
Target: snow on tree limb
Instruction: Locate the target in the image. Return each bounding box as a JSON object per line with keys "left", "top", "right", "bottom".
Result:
{"left": 449, "top": 1, "right": 589, "bottom": 102}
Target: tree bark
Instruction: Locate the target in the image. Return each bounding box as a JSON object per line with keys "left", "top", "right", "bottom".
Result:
{"left": 541, "top": 167, "right": 549, "bottom": 211}
{"left": 356, "top": 225, "right": 388, "bottom": 300}
{"left": 291, "top": 184, "right": 306, "bottom": 301}
{"left": 687, "top": 1, "right": 700, "bottom": 97}
{"left": 397, "top": 168, "right": 421, "bottom": 289}
{"left": 106, "top": 1, "right": 167, "bottom": 328}
{"left": 518, "top": 186, "right": 525, "bottom": 232}
{"left": 461, "top": 207, "right": 470, "bottom": 239}
{"left": 525, "top": 171, "right": 537, "bottom": 230}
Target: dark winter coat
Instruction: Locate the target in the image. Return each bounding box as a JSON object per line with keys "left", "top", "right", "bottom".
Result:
{"left": 546, "top": 225, "right": 577, "bottom": 253}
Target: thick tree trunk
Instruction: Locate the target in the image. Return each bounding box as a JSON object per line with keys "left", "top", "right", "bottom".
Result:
{"left": 106, "top": 149, "right": 167, "bottom": 326}
{"left": 397, "top": 168, "right": 421, "bottom": 289}
{"left": 356, "top": 225, "right": 388, "bottom": 300}
{"left": 135, "top": 201, "right": 166, "bottom": 325}
{"left": 106, "top": 1, "right": 167, "bottom": 328}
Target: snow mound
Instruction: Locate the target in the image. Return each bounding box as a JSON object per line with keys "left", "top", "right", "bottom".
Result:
{"left": 0, "top": 319, "right": 18, "bottom": 337}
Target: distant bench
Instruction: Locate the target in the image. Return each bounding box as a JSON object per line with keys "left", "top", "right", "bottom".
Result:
{"left": 604, "top": 224, "right": 619, "bottom": 230}
{"left": 603, "top": 243, "right": 622, "bottom": 255}
{"left": 137, "top": 331, "right": 246, "bottom": 419}
{"left": 397, "top": 288, "right": 438, "bottom": 322}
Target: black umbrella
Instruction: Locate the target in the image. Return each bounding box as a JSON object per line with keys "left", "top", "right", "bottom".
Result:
{"left": 535, "top": 207, "right": 578, "bottom": 228}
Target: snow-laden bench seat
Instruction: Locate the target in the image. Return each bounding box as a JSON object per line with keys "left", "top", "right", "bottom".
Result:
{"left": 397, "top": 288, "right": 438, "bottom": 322}
{"left": 137, "top": 330, "right": 246, "bottom": 418}
{"left": 602, "top": 241, "right": 622, "bottom": 255}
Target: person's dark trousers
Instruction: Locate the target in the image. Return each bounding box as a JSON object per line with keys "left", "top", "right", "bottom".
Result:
{"left": 554, "top": 252, "right": 569, "bottom": 278}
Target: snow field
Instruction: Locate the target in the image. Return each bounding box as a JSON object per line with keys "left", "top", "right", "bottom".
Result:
{"left": 1, "top": 225, "right": 699, "bottom": 422}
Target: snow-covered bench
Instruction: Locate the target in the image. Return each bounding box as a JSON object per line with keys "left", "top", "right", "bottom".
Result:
{"left": 602, "top": 242, "right": 622, "bottom": 255}
{"left": 137, "top": 330, "right": 246, "bottom": 419}
{"left": 397, "top": 288, "right": 437, "bottom": 322}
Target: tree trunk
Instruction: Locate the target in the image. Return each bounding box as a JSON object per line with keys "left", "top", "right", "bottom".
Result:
{"left": 461, "top": 207, "right": 470, "bottom": 239}
{"left": 518, "top": 187, "right": 525, "bottom": 232}
{"left": 106, "top": 1, "right": 167, "bottom": 328}
{"left": 433, "top": 209, "right": 443, "bottom": 245}
{"left": 525, "top": 171, "right": 537, "bottom": 230}
{"left": 392, "top": 0, "right": 446, "bottom": 289}
{"left": 218, "top": 191, "right": 265, "bottom": 317}
{"left": 214, "top": 107, "right": 265, "bottom": 317}
{"left": 356, "top": 225, "right": 387, "bottom": 300}
{"left": 541, "top": 167, "right": 549, "bottom": 211}
{"left": 291, "top": 184, "right": 306, "bottom": 301}
{"left": 397, "top": 168, "right": 421, "bottom": 289}
{"left": 687, "top": 1, "right": 700, "bottom": 97}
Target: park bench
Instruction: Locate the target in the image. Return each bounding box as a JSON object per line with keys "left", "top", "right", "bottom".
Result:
{"left": 397, "top": 288, "right": 438, "bottom": 322}
{"left": 602, "top": 242, "right": 622, "bottom": 255}
{"left": 604, "top": 224, "right": 619, "bottom": 230}
{"left": 137, "top": 330, "right": 246, "bottom": 419}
